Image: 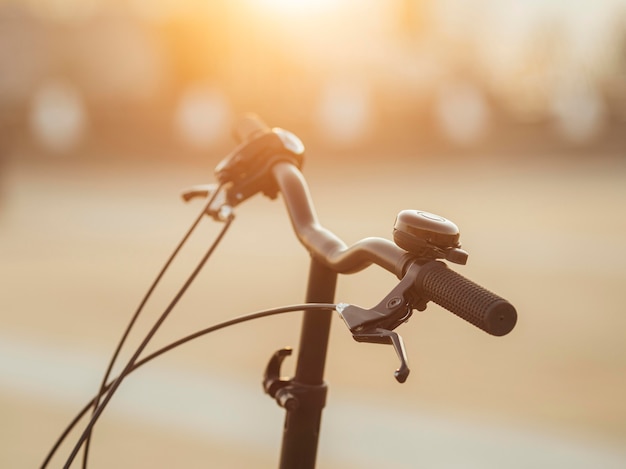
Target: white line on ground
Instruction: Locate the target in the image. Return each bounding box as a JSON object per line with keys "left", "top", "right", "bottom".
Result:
{"left": 2, "top": 334, "right": 625, "bottom": 469}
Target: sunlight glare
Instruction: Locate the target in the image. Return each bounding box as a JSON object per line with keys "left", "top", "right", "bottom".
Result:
{"left": 249, "top": 0, "right": 337, "bottom": 16}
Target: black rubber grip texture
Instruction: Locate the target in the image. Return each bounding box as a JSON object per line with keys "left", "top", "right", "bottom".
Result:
{"left": 416, "top": 261, "right": 517, "bottom": 336}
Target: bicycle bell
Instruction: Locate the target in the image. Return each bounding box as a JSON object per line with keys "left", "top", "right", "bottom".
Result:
{"left": 393, "top": 210, "right": 468, "bottom": 264}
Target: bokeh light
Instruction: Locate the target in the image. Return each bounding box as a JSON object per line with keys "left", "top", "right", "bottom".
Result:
{"left": 29, "top": 80, "right": 87, "bottom": 152}
{"left": 174, "top": 84, "right": 231, "bottom": 148}
{"left": 315, "top": 78, "right": 372, "bottom": 145}
{"left": 435, "top": 79, "right": 490, "bottom": 146}
{"left": 1, "top": 0, "right": 623, "bottom": 158}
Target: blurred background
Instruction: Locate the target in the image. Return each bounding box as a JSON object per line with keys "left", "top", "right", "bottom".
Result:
{"left": 1, "top": 0, "right": 626, "bottom": 160}
{"left": 1, "top": 0, "right": 626, "bottom": 467}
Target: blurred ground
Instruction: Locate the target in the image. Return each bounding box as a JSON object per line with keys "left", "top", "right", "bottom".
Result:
{"left": 1, "top": 148, "right": 625, "bottom": 468}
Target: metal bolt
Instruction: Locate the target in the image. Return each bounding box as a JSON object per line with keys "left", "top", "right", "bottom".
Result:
{"left": 277, "top": 390, "right": 299, "bottom": 411}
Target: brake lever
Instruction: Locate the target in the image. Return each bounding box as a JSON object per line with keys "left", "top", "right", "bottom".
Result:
{"left": 336, "top": 262, "right": 425, "bottom": 383}
{"left": 181, "top": 183, "right": 233, "bottom": 222}
{"left": 350, "top": 327, "right": 411, "bottom": 383}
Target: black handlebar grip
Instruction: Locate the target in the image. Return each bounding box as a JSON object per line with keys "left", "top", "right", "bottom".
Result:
{"left": 415, "top": 261, "right": 517, "bottom": 336}
{"left": 233, "top": 113, "right": 271, "bottom": 143}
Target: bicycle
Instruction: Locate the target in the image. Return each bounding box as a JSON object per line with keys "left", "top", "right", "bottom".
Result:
{"left": 41, "top": 114, "right": 517, "bottom": 469}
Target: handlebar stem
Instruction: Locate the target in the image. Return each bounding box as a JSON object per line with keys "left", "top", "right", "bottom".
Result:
{"left": 278, "top": 259, "right": 336, "bottom": 469}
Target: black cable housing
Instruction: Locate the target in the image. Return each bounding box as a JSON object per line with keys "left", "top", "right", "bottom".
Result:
{"left": 81, "top": 185, "right": 225, "bottom": 469}
{"left": 40, "top": 303, "right": 336, "bottom": 468}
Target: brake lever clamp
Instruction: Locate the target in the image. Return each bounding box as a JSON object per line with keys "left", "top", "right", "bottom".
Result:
{"left": 215, "top": 127, "right": 305, "bottom": 206}
{"left": 336, "top": 263, "right": 425, "bottom": 383}
{"left": 181, "top": 127, "right": 304, "bottom": 222}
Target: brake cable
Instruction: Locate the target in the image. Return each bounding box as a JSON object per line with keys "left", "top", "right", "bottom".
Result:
{"left": 81, "top": 183, "right": 226, "bottom": 469}
{"left": 63, "top": 192, "right": 234, "bottom": 469}
{"left": 41, "top": 303, "right": 336, "bottom": 468}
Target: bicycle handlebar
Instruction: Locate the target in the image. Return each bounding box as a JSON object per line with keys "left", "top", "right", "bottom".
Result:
{"left": 232, "top": 113, "right": 413, "bottom": 277}
{"left": 227, "top": 114, "right": 517, "bottom": 337}
{"left": 272, "top": 162, "right": 413, "bottom": 277}
{"left": 415, "top": 260, "right": 516, "bottom": 336}
{"left": 272, "top": 159, "right": 515, "bottom": 336}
